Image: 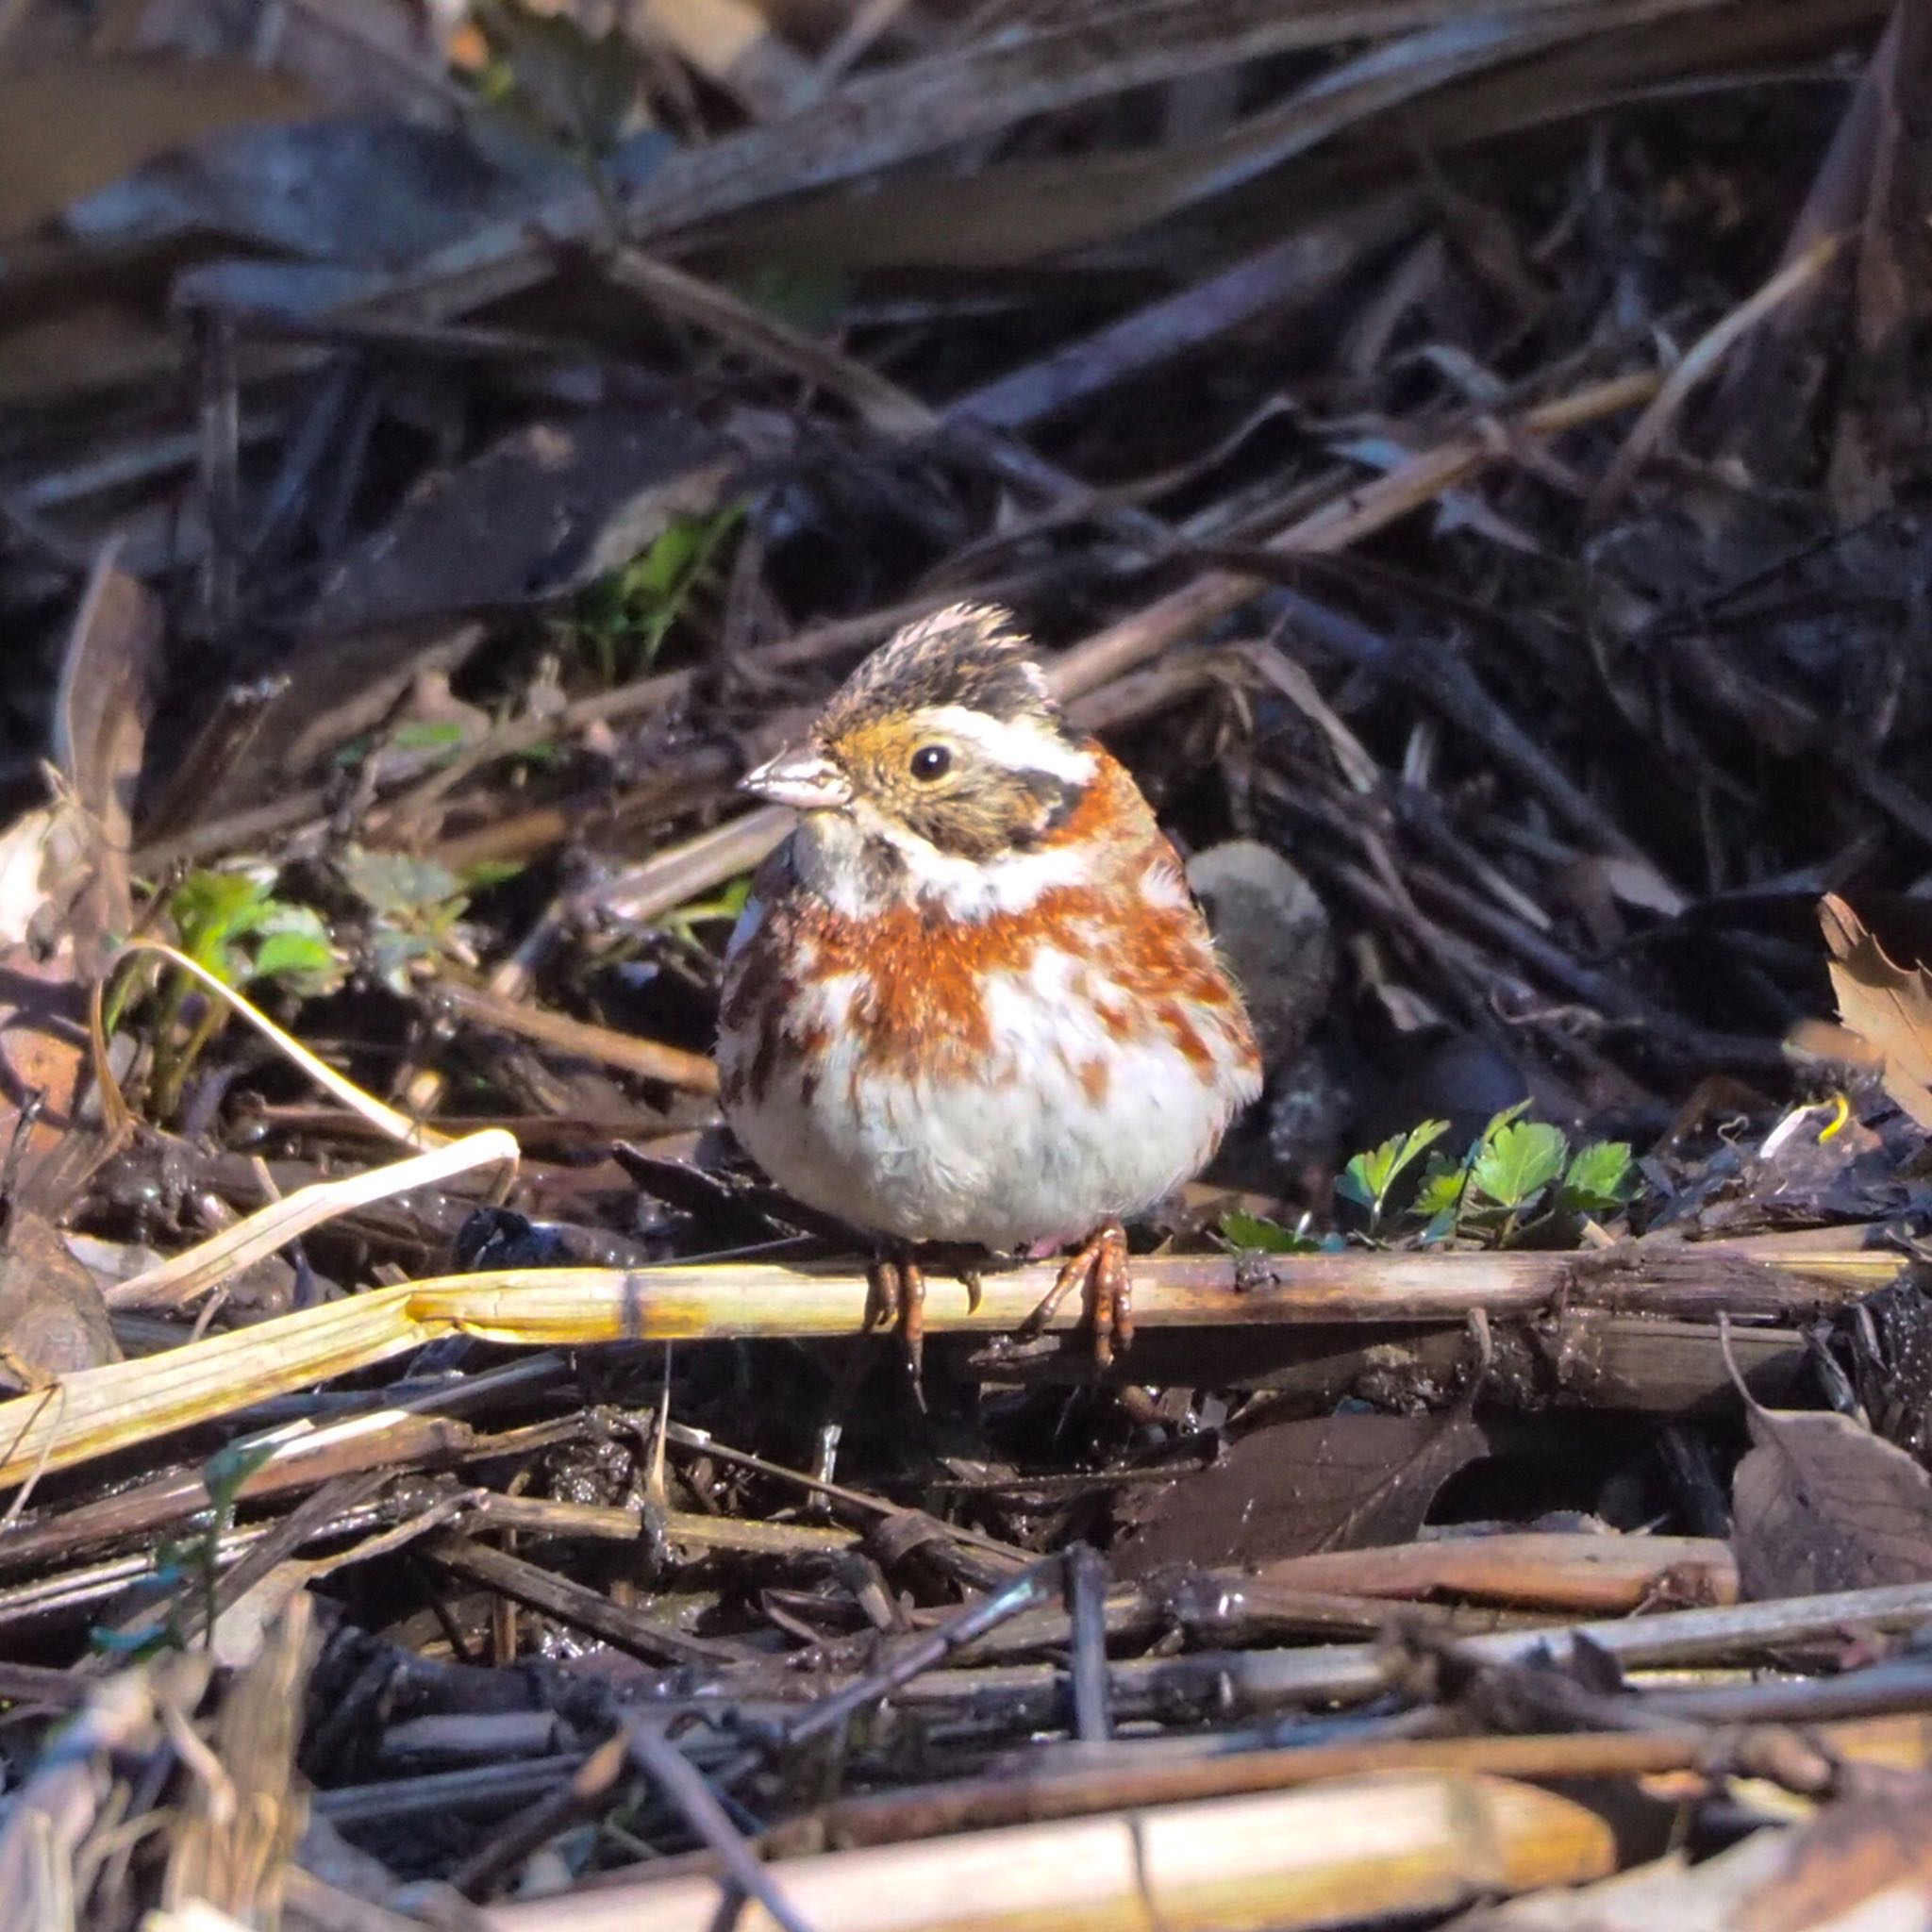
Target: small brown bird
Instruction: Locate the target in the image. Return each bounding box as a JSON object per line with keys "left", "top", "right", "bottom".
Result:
{"left": 716, "top": 606, "right": 1260, "bottom": 1363}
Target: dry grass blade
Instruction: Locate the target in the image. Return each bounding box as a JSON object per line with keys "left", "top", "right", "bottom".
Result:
{"left": 741, "top": 0, "right": 1741, "bottom": 266}
{"left": 621, "top": 0, "right": 1690, "bottom": 241}
{"left": 161, "top": 1592, "right": 315, "bottom": 1921}
{"left": 103, "top": 941, "right": 450, "bottom": 1148}
{"left": 104, "top": 1129, "right": 520, "bottom": 1311}
{"left": 1819, "top": 892, "right": 1932, "bottom": 1127}
{"left": 776, "top": 1714, "right": 1930, "bottom": 1856}
{"left": 0, "top": 1651, "right": 211, "bottom": 1919}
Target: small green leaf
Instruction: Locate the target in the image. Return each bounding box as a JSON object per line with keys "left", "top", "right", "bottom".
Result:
{"left": 1469, "top": 1120, "right": 1569, "bottom": 1210}
{"left": 1561, "top": 1140, "right": 1639, "bottom": 1214}
{"left": 203, "top": 1439, "right": 276, "bottom": 1510}
{"left": 1218, "top": 1209, "right": 1318, "bottom": 1255}
{"left": 250, "top": 905, "right": 339, "bottom": 994}
{"left": 459, "top": 858, "right": 526, "bottom": 892}
{"left": 170, "top": 870, "right": 276, "bottom": 981}
{"left": 1412, "top": 1153, "right": 1470, "bottom": 1222}
{"left": 1337, "top": 1119, "right": 1450, "bottom": 1218}
{"left": 388, "top": 719, "right": 469, "bottom": 755}
{"left": 338, "top": 847, "right": 461, "bottom": 920}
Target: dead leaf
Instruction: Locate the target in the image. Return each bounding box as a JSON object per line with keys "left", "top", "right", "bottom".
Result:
{"left": 63, "top": 117, "right": 573, "bottom": 267}
{"left": 0, "top": 53, "right": 308, "bottom": 240}
{"left": 1732, "top": 1403, "right": 1932, "bottom": 1600}
{"left": 0, "top": 1208, "right": 119, "bottom": 1393}
{"left": 52, "top": 551, "right": 163, "bottom": 965}
{"left": 293, "top": 408, "right": 737, "bottom": 636}
{"left": 1115, "top": 1409, "right": 1488, "bottom": 1577}
{"left": 208, "top": 408, "right": 740, "bottom": 794}
{"left": 1820, "top": 893, "right": 1932, "bottom": 1129}
{"left": 1736, "top": 1784, "right": 1932, "bottom": 1932}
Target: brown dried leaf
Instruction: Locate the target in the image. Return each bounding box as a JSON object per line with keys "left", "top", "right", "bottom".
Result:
{"left": 0, "top": 53, "right": 308, "bottom": 240}
{"left": 1115, "top": 1410, "right": 1487, "bottom": 1577}
{"left": 52, "top": 553, "right": 162, "bottom": 965}
{"left": 0, "top": 1210, "right": 118, "bottom": 1393}
{"left": 1735, "top": 1785, "right": 1932, "bottom": 1932}
{"left": 211, "top": 408, "right": 737, "bottom": 798}
{"left": 1820, "top": 892, "right": 1932, "bottom": 1129}
{"left": 1732, "top": 1404, "right": 1932, "bottom": 1601}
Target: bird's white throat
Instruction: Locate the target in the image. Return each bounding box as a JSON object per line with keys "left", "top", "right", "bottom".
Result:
{"left": 793, "top": 803, "right": 1094, "bottom": 922}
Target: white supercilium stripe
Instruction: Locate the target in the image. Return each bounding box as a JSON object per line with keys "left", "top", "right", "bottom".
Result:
{"left": 915, "top": 706, "right": 1098, "bottom": 786}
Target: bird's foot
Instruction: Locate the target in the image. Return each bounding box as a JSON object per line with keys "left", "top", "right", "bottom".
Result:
{"left": 1014, "top": 1221, "right": 1132, "bottom": 1368}
{"left": 866, "top": 1248, "right": 988, "bottom": 1387}
{"left": 864, "top": 1248, "right": 926, "bottom": 1369}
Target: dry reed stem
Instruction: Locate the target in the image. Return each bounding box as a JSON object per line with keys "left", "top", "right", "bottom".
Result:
{"left": 480, "top": 1770, "right": 1616, "bottom": 1932}
{"left": 0, "top": 1241, "right": 1895, "bottom": 1493}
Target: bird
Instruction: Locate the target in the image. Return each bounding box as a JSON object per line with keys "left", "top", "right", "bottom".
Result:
{"left": 715, "top": 604, "right": 1262, "bottom": 1369}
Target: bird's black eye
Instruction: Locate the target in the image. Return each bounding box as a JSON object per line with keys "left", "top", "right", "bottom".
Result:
{"left": 909, "top": 744, "right": 952, "bottom": 782}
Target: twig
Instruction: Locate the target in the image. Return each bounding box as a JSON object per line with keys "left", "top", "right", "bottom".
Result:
{"left": 428, "top": 979, "right": 719, "bottom": 1094}
{"left": 1587, "top": 232, "right": 1846, "bottom": 522}
{"left": 629, "top": 1725, "right": 820, "bottom": 1932}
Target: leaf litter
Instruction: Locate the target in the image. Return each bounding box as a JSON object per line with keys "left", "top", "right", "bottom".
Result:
{"left": 7, "top": 1, "right": 1932, "bottom": 1928}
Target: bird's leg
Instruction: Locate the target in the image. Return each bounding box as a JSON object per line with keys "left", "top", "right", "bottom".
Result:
{"left": 1016, "top": 1221, "right": 1132, "bottom": 1368}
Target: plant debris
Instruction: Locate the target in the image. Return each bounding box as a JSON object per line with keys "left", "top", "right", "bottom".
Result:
{"left": 7, "top": 2, "right": 1932, "bottom": 1928}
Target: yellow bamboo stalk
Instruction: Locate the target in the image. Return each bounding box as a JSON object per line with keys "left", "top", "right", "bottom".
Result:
{"left": 481, "top": 1772, "right": 1615, "bottom": 1932}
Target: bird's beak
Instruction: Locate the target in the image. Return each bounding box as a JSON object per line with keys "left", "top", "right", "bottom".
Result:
{"left": 740, "top": 746, "right": 852, "bottom": 812}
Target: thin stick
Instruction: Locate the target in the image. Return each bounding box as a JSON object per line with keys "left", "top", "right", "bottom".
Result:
{"left": 104, "top": 941, "right": 447, "bottom": 1149}
{"left": 430, "top": 981, "right": 719, "bottom": 1094}
{"left": 628, "top": 1727, "right": 819, "bottom": 1932}
{"left": 1587, "top": 232, "right": 1845, "bottom": 522}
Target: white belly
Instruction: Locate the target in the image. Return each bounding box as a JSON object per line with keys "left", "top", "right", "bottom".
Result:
{"left": 722, "top": 948, "right": 1254, "bottom": 1250}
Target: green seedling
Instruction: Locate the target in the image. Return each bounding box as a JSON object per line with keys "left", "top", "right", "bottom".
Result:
{"left": 337, "top": 847, "right": 475, "bottom": 995}
{"left": 658, "top": 872, "right": 755, "bottom": 949}
{"left": 1335, "top": 1118, "right": 1450, "bottom": 1233}
{"left": 1401, "top": 1102, "right": 1638, "bottom": 1247}
{"left": 1558, "top": 1138, "right": 1641, "bottom": 1217}
{"left": 144, "top": 869, "right": 339, "bottom": 1119}
{"left": 91, "top": 1438, "right": 275, "bottom": 1658}
{"left": 563, "top": 505, "right": 745, "bottom": 686}
{"left": 1217, "top": 1208, "right": 1332, "bottom": 1256}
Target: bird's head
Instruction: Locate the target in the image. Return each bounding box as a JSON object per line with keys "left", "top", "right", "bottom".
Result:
{"left": 741, "top": 605, "right": 1097, "bottom": 864}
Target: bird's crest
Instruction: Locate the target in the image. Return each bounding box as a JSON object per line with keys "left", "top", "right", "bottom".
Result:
{"left": 820, "top": 604, "right": 1059, "bottom": 735}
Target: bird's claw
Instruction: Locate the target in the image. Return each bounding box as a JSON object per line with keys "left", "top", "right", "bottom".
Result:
{"left": 1014, "top": 1222, "right": 1132, "bottom": 1368}
{"left": 865, "top": 1251, "right": 927, "bottom": 1375}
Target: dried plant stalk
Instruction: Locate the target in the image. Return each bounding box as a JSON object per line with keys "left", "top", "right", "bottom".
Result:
{"left": 479, "top": 1771, "right": 1616, "bottom": 1932}
{"left": 0, "top": 1241, "right": 1895, "bottom": 1493}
